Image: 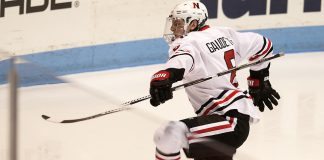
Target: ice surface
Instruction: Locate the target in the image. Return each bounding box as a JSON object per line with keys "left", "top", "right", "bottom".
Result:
{"left": 1, "top": 52, "right": 324, "bottom": 160}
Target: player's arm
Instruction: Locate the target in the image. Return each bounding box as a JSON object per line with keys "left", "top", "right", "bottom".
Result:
{"left": 150, "top": 68, "right": 185, "bottom": 106}
{"left": 228, "top": 28, "right": 280, "bottom": 112}
{"left": 149, "top": 44, "right": 195, "bottom": 107}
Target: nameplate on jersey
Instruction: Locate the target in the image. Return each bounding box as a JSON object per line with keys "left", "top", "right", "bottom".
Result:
{"left": 206, "top": 37, "right": 233, "bottom": 53}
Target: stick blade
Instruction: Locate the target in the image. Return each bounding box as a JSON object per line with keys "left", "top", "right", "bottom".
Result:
{"left": 41, "top": 107, "right": 132, "bottom": 124}
{"left": 41, "top": 115, "right": 64, "bottom": 123}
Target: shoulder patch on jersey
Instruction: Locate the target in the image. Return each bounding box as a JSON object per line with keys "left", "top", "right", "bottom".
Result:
{"left": 173, "top": 45, "right": 180, "bottom": 52}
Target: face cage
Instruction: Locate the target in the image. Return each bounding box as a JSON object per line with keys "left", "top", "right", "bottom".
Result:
{"left": 163, "top": 17, "right": 189, "bottom": 45}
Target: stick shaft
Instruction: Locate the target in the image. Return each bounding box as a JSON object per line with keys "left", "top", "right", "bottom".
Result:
{"left": 172, "top": 52, "right": 284, "bottom": 91}
{"left": 42, "top": 53, "right": 284, "bottom": 123}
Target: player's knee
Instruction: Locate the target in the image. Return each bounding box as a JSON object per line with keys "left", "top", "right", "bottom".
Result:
{"left": 153, "top": 121, "right": 189, "bottom": 153}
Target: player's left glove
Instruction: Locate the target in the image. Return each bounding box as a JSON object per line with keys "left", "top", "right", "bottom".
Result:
{"left": 150, "top": 68, "right": 185, "bottom": 107}
{"left": 247, "top": 64, "right": 280, "bottom": 112}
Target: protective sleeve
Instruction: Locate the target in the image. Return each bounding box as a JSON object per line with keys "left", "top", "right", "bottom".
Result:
{"left": 164, "top": 41, "right": 196, "bottom": 77}
{"left": 226, "top": 28, "right": 274, "bottom": 71}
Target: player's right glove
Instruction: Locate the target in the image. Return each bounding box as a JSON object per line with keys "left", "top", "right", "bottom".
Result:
{"left": 247, "top": 64, "right": 280, "bottom": 112}
{"left": 150, "top": 68, "right": 185, "bottom": 107}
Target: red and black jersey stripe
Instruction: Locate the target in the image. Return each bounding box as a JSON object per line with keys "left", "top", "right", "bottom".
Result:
{"left": 196, "top": 90, "right": 228, "bottom": 114}
{"left": 249, "top": 37, "right": 273, "bottom": 61}
{"left": 196, "top": 90, "right": 250, "bottom": 116}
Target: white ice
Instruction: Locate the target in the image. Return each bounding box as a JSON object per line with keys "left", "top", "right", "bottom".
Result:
{"left": 1, "top": 52, "right": 324, "bottom": 160}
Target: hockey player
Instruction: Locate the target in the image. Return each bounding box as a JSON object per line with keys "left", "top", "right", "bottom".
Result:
{"left": 150, "top": 1, "right": 280, "bottom": 160}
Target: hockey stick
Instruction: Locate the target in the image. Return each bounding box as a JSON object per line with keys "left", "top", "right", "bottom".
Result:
{"left": 42, "top": 53, "right": 284, "bottom": 123}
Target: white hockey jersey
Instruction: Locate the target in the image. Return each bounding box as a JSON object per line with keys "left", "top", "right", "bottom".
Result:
{"left": 165, "top": 26, "right": 274, "bottom": 123}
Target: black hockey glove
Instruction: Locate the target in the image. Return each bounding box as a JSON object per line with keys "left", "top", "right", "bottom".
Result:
{"left": 247, "top": 64, "right": 280, "bottom": 112}
{"left": 150, "top": 68, "right": 185, "bottom": 107}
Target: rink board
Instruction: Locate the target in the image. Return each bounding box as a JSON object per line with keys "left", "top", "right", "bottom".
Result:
{"left": 1, "top": 25, "right": 324, "bottom": 86}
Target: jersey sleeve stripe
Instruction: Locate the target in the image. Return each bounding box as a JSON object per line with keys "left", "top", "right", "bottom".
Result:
{"left": 263, "top": 46, "right": 273, "bottom": 59}
{"left": 248, "top": 37, "right": 273, "bottom": 61}
{"left": 169, "top": 53, "right": 195, "bottom": 72}
{"left": 256, "top": 37, "right": 267, "bottom": 55}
